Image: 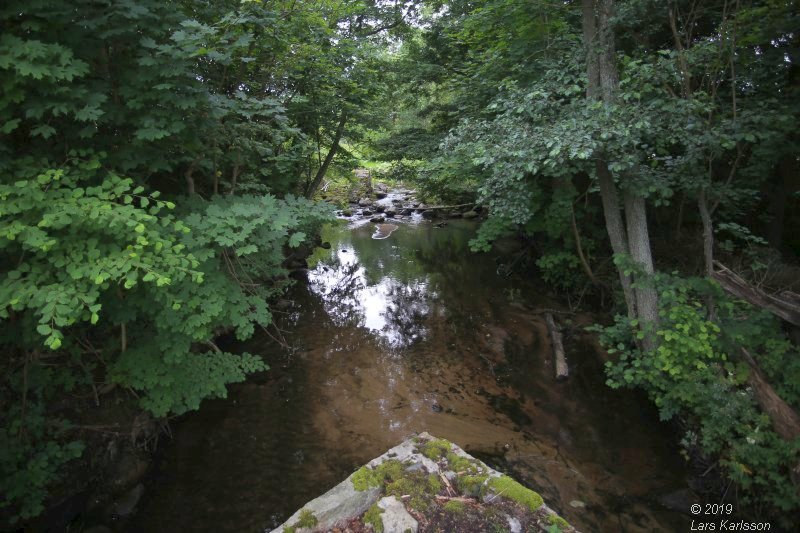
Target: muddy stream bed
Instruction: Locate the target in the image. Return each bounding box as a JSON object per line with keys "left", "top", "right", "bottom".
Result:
{"left": 128, "top": 206, "right": 691, "bottom": 532}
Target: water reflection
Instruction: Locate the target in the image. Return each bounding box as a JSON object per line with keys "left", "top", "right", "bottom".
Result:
{"left": 308, "top": 231, "right": 434, "bottom": 348}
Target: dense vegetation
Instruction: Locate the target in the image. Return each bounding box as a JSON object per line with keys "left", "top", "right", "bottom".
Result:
{"left": 1, "top": 0, "right": 798, "bottom": 528}
{"left": 0, "top": 0, "right": 409, "bottom": 524}
{"left": 366, "top": 0, "right": 800, "bottom": 525}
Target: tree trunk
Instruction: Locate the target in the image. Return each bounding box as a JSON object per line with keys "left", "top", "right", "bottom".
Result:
{"left": 584, "top": 0, "right": 659, "bottom": 338}
{"left": 698, "top": 189, "right": 717, "bottom": 320}
{"left": 582, "top": 0, "right": 600, "bottom": 99}
{"left": 597, "top": 161, "right": 637, "bottom": 318}
{"left": 185, "top": 160, "right": 197, "bottom": 196}
{"left": 624, "top": 190, "right": 660, "bottom": 346}
{"left": 305, "top": 109, "right": 348, "bottom": 199}
{"left": 698, "top": 195, "right": 713, "bottom": 251}
{"left": 740, "top": 348, "right": 800, "bottom": 442}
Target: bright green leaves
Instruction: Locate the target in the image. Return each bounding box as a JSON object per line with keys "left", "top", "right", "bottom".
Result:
{"left": 0, "top": 156, "right": 200, "bottom": 349}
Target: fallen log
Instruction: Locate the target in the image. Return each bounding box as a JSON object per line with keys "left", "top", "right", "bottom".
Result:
{"left": 545, "top": 313, "right": 568, "bottom": 380}
{"left": 712, "top": 261, "right": 800, "bottom": 326}
{"left": 420, "top": 203, "right": 474, "bottom": 210}
{"left": 740, "top": 348, "right": 800, "bottom": 442}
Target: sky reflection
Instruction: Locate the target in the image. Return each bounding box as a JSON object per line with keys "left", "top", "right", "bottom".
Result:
{"left": 307, "top": 231, "right": 435, "bottom": 349}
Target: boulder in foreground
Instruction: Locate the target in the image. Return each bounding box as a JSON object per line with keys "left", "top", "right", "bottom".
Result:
{"left": 272, "top": 432, "right": 577, "bottom": 533}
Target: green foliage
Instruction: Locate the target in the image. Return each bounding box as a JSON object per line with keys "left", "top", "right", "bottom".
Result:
{"left": 0, "top": 415, "right": 84, "bottom": 523}
{"left": 535, "top": 252, "right": 583, "bottom": 292}
{"left": 593, "top": 276, "right": 800, "bottom": 519}
{"left": 0, "top": 0, "right": 338, "bottom": 522}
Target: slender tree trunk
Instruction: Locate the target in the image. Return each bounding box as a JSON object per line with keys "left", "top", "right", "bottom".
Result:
{"left": 582, "top": 0, "right": 600, "bottom": 99}
{"left": 570, "top": 203, "right": 602, "bottom": 289}
{"left": 624, "top": 191, "right": 660, "bottom": 344}
{"left": 584, "top": 0, "right": 659, "bottom": 336}
{"left": 698, "top": 189, "right": 715, "bottom": 278}
{"left": 597, "top": 161, "right": 637, "bottom": 317}
{"left": 305, "top": 109, "right": 347, "bottom": 199}
{"left": 698, "top": 189, "right": 718, "bottom": 320}
{"left": 185, "top": 160, "right": 197, "bottom": 196}
{"left": 584, "top": 0, "right": 635, "bottom": 318}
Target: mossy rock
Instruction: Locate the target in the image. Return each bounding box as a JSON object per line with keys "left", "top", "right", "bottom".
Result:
{"left": 421, "top": 438, "right": 452, "bottom": 460}
{"left": 456, "top": 473, "right": 489, "bottom": 497}
{"left": 386, "top": 471, "right": 442, "bottom": 511}
{"left": 446, "top": 452, "right": 480, "bottom": 474}
{"left": 548, "top": 514, "right": 571, "bottom": 530}
{"left": 351, "top": 459, "right": 405, "bottom": 491}
{"left": 363, "top": 502, "right": 384, "bottom": 533}
{"left": 486, "top": 475, "right": 543, "bottom": 512}
{"left": 282, "top": 509, "right": 317, "bottom": 532}
{"left": 443, "top": 499, "right": 466, "bottom": 514}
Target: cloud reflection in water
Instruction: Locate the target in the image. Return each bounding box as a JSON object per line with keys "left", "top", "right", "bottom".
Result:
{"left": 307, "top": 245, "right": 435, "bottom": 349}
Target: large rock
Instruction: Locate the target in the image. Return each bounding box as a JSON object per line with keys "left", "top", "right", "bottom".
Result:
{"left": 378, "top": 496, "right": 418, "bottom": 533}
{"left": 385, "top": 207, "right": 397, "bottom": 217}
{"left": 422, "top": 209, "right": 437, "bottom": 219}
{"left": 375, "top": 191, "right": 388, "bottom": 199}
{"left": 374, "top": 204, "right": 386, "bottom": 213}
{"left": 358, "top": 198, "right": 373, "bottom": 207}
{"left": 462, "top": 210, "right": 479, "bottom": 219}
{"left": 271, "top": 433, "right": 575, "bottom": 533}
{"left": 370, "top": 216, "right": 386, "bottom": 223}
{"left": 272, "top": 477, "right": 381, "bottom": 533}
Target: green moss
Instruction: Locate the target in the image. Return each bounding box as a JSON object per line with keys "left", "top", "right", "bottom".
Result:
{"left": 386, "top": 472, "right": 442, "bottom": 511}
{"left": 487, "top": 475, "right": 543, "bottom": 511}
{"left": 283, "top": 508, "right": 317, "bottom": 532}
{"left": 422, "top": 438, "right": 452, "bottom": 460}
{"left": 351, "top": 459, "right": 404, "bottom": 491}
{"left": 548, "top": 514, "right": 570, "bottom": 529}
{"left": 363, "top": 503, "right": 384, "bottom": 533}
{"left": 443, "top": 499, "right": 466, "bottom": 514}
{"left": 297, "top": 509, "right": 318, "bottom": 528}
{"left": 446, "top": 452, "right": 479, "bottom": 474}
{"left": 456, "top": 473, "right": 489, "bottom": 496}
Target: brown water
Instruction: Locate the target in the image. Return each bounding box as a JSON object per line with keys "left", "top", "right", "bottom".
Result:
{"left": 129, "top": 217, "right": 691, "bottom": 532}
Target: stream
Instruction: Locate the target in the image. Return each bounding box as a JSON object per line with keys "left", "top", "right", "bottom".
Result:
{"left": 128, "top": 200, "right": 691, "bottom": 532}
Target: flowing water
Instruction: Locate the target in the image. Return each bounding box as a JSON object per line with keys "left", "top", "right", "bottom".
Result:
{"left": 129, "top": 209, "right": 691, "bottom": 532}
